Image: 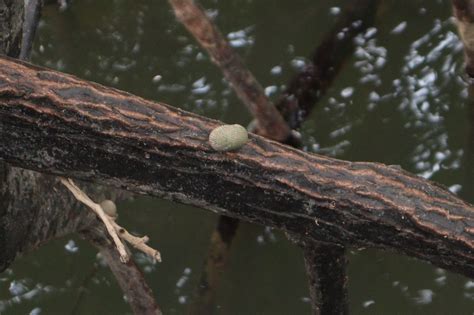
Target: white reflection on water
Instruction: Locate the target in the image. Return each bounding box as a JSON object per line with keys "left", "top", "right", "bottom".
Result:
{"left": 413, "top": 289, "right": 434, "bottom": 305}
{"left": 29, "top": 307, "right": 41, "bottom": 315}
{"left": 227, "top": 26, "right": 255, "bottom": 48}
{"left": 64, "top": 240, "right": 79, "bottom": 254}
{"left": 0, "top": 279, "right": 55, "bottom": 313}
{"left": 134, "top": 252, "right": 157, "bottom": 273}
{"left": 175, "top": 268, "right": 192, "bottom": 305}
{"left": 270, "top": 65, "right": 283, "bottom": 75}
{"left": 391, "top": 21, "right": 407, "bottom": 35}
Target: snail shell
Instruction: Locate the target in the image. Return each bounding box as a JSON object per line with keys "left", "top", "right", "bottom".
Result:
{"left": 209, "top": 124, "right": 248, "bottom": 151}
{"left": 100, "top": 199, "right": 117, "bottom": 218}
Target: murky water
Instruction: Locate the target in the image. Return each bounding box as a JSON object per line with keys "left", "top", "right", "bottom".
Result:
{"left": 1, "top": 0, "right": 473, "bottom": 314}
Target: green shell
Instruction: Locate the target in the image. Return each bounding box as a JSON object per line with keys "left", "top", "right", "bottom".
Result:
{"left": 209, "top": 124, "right": 249, "bottom": 151}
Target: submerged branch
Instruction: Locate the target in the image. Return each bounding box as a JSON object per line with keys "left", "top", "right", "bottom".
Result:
{"left": 276, "top": 0, "right": 379, "bottom": 129}
{"left": 84, "top": 226, "right": 162, "bottom": 315}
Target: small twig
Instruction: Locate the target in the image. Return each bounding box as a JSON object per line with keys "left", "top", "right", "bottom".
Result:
{"left": 59, "top": 177, "right": 162, "bottom": 263}
{"left": 59, "top": 177, "right": 129, "bottom": 262}
{"left": 111, "top": 221, "right": 162, "bottom": 262}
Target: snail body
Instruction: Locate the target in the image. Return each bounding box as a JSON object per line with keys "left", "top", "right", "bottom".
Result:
{"left": 209, "top": 124, "right": 248, "bottom": 151}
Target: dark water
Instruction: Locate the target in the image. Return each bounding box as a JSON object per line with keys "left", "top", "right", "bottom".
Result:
{"left": 1, "top": 0, "right": 473, "bottom": 314}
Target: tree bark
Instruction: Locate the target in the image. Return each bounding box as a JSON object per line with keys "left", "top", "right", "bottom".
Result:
{"left": 300, "top": 242, "right": 348, "bottom": 315}
{"left": 1, "top": 56, "right": 474, "bottom": 277}
{"left": 0, "top": 0, "right": 23, "bottom": 57}
{"left": 453, "top": 0, "right": 474, "bottom": 77}
{"left": 0, "top": 165, "right": 98, "bottom": 270}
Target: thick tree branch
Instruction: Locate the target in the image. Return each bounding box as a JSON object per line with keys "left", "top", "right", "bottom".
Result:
{"left": 1, "top": 56, "right": 474, "bottom": 277}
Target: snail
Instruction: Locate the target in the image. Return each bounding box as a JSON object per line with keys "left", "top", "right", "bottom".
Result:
{"left": 100, "top": 199, "right": 118, "bottom": 219}
{"left": 209, "top": 124, "right": 248, "bottom": 151}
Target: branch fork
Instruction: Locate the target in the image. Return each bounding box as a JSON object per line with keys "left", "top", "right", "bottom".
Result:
{"left": 59, "top": 177, "right": 161, "bottom": 263}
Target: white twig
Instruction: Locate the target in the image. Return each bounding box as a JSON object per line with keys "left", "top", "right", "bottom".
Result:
{"left": 59, "top": 177, "right": 162, "bottom": 263}
{"left": 112, "top": 221, "right": 162, "bottom": 262}
{"left": 59, "top": 177, "right": 129, "bottom": 262}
